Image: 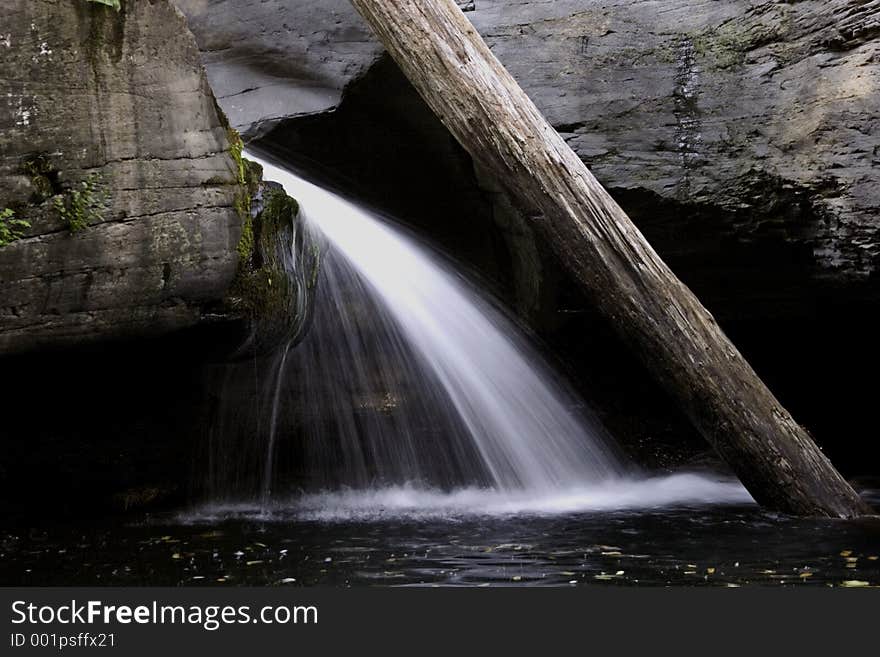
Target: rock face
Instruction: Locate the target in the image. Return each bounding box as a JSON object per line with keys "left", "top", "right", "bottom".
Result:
{"left": 0, "top": 0, "right": 244, "bottom": 354}
{"left": 173, "top": 0, "right": 383, "bottom": 138}
{"left": 177, "top": 0, "right": 879, "bottom": 304}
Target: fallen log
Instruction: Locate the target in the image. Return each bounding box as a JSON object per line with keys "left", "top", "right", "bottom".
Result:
{"left": 349, "top": 0, "right": 871, "bottom": 517}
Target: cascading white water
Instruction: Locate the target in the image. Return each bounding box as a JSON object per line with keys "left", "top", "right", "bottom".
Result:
{"left": 248, "top": 151, "right": 626, "bottom": 491}
{"left": 224, "top": 151, "right": 752, "bottom": 518}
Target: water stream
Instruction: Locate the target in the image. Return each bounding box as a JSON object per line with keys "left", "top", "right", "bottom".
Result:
{"left": 220, "top": 151, "right": 752, "bottom": 517}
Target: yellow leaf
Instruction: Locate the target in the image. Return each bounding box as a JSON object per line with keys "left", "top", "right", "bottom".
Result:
{"left": 840, "top": 580, "right": 870, "bottom": 587}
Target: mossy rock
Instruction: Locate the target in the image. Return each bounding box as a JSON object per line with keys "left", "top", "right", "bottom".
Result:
{"left": 227, "top": 180, "right": 318, "bottom": 356}
{"left": 21, "top": 154, "right": 59, "bottom": 203}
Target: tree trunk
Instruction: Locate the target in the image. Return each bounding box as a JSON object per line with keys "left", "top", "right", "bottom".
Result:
{"left": 349, "top": 0, "right": 871, "bottom": 517}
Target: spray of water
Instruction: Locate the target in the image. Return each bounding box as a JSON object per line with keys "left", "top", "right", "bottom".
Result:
{"left": 217, "top": 151, "right": 752, "bottom": 518}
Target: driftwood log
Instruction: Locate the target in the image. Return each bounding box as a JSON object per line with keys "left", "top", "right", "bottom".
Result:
{"left": 349, "top": 0, "right": 871, "bottom": 517}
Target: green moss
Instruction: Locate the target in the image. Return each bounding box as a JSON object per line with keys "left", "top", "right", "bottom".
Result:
{"left": 692, "top": 29, "right": 750, "bottom": 69}
{"left": 53, "top": 173, "right": 109, "bottom": 233}
{"left": 219, "top": 119, "right": 311, "bottom": 334}
{"left": 227, "top": 127, "right": 246, "bottom": 185}
{"left": 232, "top": 151, "right": 264, "bottom": 265}
{"left": 22, "top": 154, "right": 59, "bottom": 203}
{"left": 230, "top": 187, "right": 300, "bottom": 319}
{"left": 243, "top": 157, "right": 262, "bottom": 191}
{"left": 652, "top": 24, "right": 761, "bottom": 71}
{"left": 236, "top": 214, "right": 254, "bottom": 263}
{"left": 231, "top": 267, "right": 292, "bottom": 319}
{"left": 261, "top": 187, "right": 299, "bottom": 234}
{"left": 0, "top": 208, "right": 31, "bottom": 247}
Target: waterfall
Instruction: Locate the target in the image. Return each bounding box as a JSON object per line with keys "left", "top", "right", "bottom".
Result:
{"left": 195, "top": 151, "right": 752, "bottom": 519}
{"left": 247, "top": 150, "right": 628, "bottom": 494}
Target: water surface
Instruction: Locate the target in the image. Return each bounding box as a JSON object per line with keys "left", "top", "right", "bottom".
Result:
{"left": 3, "top": 478, "right": 877, "bottom": 587}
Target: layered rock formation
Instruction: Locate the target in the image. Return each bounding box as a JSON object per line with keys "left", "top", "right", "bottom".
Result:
{"left": 0, "top": 0, "right": 244, "bottom": 354}
{"left": 178, "top": 0, "right": 879, "bottom": 311}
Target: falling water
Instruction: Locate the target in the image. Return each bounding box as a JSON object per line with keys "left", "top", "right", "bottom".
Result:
{"left": 203, "top": 151, "right": 753, "bottom": 518}
{"left": 247, "top": 150, "right": 628, "bottom": 490}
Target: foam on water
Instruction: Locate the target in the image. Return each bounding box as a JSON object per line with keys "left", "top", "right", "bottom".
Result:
{"left": 184, "top": 474, "right": 753, "bottom": 523}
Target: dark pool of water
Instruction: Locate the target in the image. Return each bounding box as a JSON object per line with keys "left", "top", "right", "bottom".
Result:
{"left": 2, "top": 489, "right": 879, "bottom": 587}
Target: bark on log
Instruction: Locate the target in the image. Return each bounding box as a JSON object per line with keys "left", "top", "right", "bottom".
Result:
{"left": 349, "top": 0, "right": 872, "bottom": 517}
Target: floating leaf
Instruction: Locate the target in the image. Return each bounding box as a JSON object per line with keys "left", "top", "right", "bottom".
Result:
{"left": 840, "top": 580, "right": 870, "bottom": 588}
